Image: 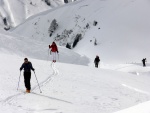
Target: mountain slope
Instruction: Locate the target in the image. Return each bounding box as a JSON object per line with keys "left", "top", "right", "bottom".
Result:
{"left": 0, "top": 53, "right": 150, "bottom": 113}
{"left": 0, "top": 1, "right": 150, "bottom": 113}
{"left": 0, "top": 0, "right": 65, "bottom": 29}
{"left": 11, "top": 0, "right": 150, "bottom": 64}
{"left": 0, "top": 30, "right": 89, "bottom": 65}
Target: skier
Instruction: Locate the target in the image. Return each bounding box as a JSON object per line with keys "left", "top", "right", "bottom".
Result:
{"left": 20, "top": 58, "right": 35, "bottom": 93}
{"left": 49, "top": 42, "right": 59, "bottom": 62}
{"left": 94, "top": 55, "right": 100, "bottom": 68}
{"left": 142, "top": 58, "right": 147, "bottom": 67}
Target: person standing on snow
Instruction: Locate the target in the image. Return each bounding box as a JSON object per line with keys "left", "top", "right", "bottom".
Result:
{"left": 94, "top": 55, "right": 100, "bottom": 68}
{"left": 49, "top": 42, "right": 59, "bottom": 62}
{"left": 142, "top": 58, "right": 147, "bottom": 67}
{"left": 20, "top": 58, "right": 35, "bottom": 93}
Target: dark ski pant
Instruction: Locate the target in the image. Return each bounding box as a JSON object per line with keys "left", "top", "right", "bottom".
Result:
{"left": 95, "top": 62, "right": 99, "bottom": 68}
{"left": 24, "top": 72, "right": 31, "bottom": 90}
{"left": 143, "top": 62, "right": 146, "bottom": 67}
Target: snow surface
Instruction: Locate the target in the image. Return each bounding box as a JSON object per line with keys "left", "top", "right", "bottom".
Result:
{"left": 11, "top": 0, "right": 150, "bottom": 64}
{"left": 0, "top": 30, "right": 89, "bottom": 65}
{"left": 0, "top": 0, "right": 150, "bottom": 113}
{"left": 0, "top": 0, "right": 64, "bottom": 28}
{"left": 0, "top": 53, "right": 150, "bottom": 113}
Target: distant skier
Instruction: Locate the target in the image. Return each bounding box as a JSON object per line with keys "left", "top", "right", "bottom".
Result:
{"left": 49, "top": 42, "right": 59, "bottom": 62}
{"left": 94, "top": 55, "right": 100, "bottom": 68}
{"left": 20, "top": 58, "right": 35, "bottom": 93}
{"left": 142, "top": 58, "right": 147, "bottom": 67}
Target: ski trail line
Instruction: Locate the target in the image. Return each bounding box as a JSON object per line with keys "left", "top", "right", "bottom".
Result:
{"left": 1, "top": 62, "right": 59, "bottom": 105}
{"left": 32, "top": 62, "right": 59, "bottom": 91}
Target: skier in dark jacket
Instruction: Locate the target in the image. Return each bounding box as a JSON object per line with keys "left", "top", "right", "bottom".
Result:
{"left": 94, "top": 55, "right": 100, "bottom": 68}
{"left": 20, "top": 58, "right": 35, "bottom": 93}
{"left": 142, "top": 58, "right": 147, "bottom": 67}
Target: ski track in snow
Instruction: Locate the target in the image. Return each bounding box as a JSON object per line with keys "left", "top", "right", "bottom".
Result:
{"left": 1, "top": 62, "right": 59, "bottom": 111}
{"left": 32, "top": 62, "right": 59, "bottom": 91}
{"left": 122, "top": 84, "right": 150, "bottom": 95}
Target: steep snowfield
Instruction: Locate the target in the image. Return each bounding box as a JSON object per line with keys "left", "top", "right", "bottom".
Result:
{"left": 0, "top": 31, "right": 89, "bottom": 65}
{"left": 0, "top": 53, "right": 150, "bottom": 113}
{"left": 0, "top": 0, "right": 64, "bottom": 29}
{"left": 11, "top": 0, "right": 150, "bottom": 64}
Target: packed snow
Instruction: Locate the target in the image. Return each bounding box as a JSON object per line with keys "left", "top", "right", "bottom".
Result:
{"left": 0, "top": 53, "right": 150, "bottom": 113}
{"left": 0, "top": 0, "right": 150, "bottom": 113}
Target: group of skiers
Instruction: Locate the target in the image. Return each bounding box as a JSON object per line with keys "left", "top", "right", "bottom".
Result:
{"left": 19, "top": 41, "right": 147, "bottom": 93}
{"left": 19, "top": 42, "right": 58, "bottom": 93}
{"left": 94, "top": 57, "right": 148, "bottom": 68}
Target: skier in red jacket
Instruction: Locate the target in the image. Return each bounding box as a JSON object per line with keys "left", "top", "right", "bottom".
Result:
{"left": 49, "top": 42, "right": 59, "bottom": 62}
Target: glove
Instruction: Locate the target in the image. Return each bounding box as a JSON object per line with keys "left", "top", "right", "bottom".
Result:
{"left": 57, "top": 51, "right": 59, "bottom": 53}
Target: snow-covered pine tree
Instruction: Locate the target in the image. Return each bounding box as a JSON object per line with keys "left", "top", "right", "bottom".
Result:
{"left": 94, "top": 38, "right": 97, "bottom": 45}
{"left": 66, "top": 43, "right": 71, "bottom": 49}
{"left": 93, "top": 21, "right": 98, "bottom": 26}
{"left": 45, "top": 0, "right": 51, "bottom": 6}
{"left": 64, "top": 0, "right": 68, "bottom": 3}
{"left": 72, "top": 34, "right": 82, "bottom": 48}
{"left": 48, "top": 19, "right": 58, "bottom": 37}
{"left": 3, "top": 18, "right": 7, "bottom": 26}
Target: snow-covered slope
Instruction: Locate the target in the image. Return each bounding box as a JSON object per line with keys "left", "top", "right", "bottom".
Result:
{"left": 0, "top": 30, "right": 89, "bottom": 65}
{"left": 0, "top": 53, "right": 150, "bottom": 113}
{"left": 0, "top": 0, "right": 150, "bottom": 113}
{"left": 114, "top": 101, "right": 150, "bottom": 113}
{"left": 11, "top": 0, "right": 150, "bottom": 64}
{"left": 0, "top": 0, "right": 65, "bottom": 29}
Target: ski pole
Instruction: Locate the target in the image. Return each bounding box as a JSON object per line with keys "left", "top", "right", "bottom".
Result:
{"left": 17, "top": 71, "right": 21, "bottom": 90}
{"left": 47, "top": 48, "right": 50, "bottom": 61}
{"left": 34, "top": 71, "right": 42, "bottom": 93}
{"left": 57, "top": 53, "right": 59, "bottom": 61}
